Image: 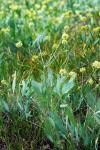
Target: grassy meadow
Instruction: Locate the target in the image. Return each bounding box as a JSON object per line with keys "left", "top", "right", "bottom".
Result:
{"left": 0, "top": 0, "right": 100, "bottom": 149}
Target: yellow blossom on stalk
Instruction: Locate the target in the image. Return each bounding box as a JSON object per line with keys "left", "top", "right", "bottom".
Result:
{"left": 80, "top": 67, "right": 86, "bottom": 73}
{"left": 1, "top": 28, "right": 10, "bottom": 33}
{"left": 92, "top": 61, "right": 100, "bottom": 69}
{"left": 62, "top": 39, "right": 67, "bottom": 45}
{"left": 28, "top": 22, "right": 34, "bottom": 27}
{"left": 16, "top": 41, "right": 23, "bottom": 48}
{"left": 81, "top": 25, "right": 88, "bottom": 30}
{"left": 35, "top": 4, "right": 40, "bottom": 9}
{"left": 62, "top": 33, "right": 69, "bottom": 40}
{"left": 12, "top": 73, "right": 16, "bottom": 78}
{"left": 1, "top": 80, "right": 7, "bottom": 85}
{"left": 64, "top": 25, "right": 69, "bottom": 31}
{"left": 69, "top": 71, "right": 76, "bottom": 76}
{"left": 87, "top": 78, "right": 94, "bottom": 85}
{"left": 45, "top": 35, "right": 50, "bottom": 41}
{"left": 66, "top": 11, "right": 72, "bottom": 16}
{"left": 81, "top": 17, "right": 86, "bottom": 22}
{"left": 53, "top": 44, "right": 59, "bottom": 49}
{"left": 87, "top": 13, "right": 92, "bottom": 18}
{"left": 31, "top": 55, "right": 38, "bottom": 62}
{"left": 76, "top": 10, "right": 82, "bottom": 15}
{"left": 59, "top": 69, "right": 67, "bottom": 76}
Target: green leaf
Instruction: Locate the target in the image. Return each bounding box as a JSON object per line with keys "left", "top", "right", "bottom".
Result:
{"left": 44, "top": 118, "right": 55, "bottom": 143}
{"left": 62, "top": 74, "right": 76, "bottom": 95}
{"left": 2, "top": 100, "right": 9, "bottom": 112}
{"left": 67, "top": 107, "right": 77, "bottom": 127}
{"left": 48, "top": 69, "right": 53, "bottom": 86}
{"left": 32, "top": 80, "right": 43, "bottom": 93}
{"left": 93, "top": 38, "right": 100, "bottom": 45}
{"left": 8, "top": 19, "right": 15, "bottom": 30}
{"left": 94, "top": 114, "right": 100, "bottom": 125}
{"left": 53, "top": 75, "right": 65, "bottom": 96}
{"left": 50, "top": 112, "right": 67, "bottom": 137}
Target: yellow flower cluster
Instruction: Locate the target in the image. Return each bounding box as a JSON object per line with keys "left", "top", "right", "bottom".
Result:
{"left": 69, "top": 71, "right": 76, "bottom": 76}
{"left": 81, "top": 25, "right": 88, "bottom": 30}
{"left": 1, "top": 80, "right": 7, "bottom": 85}
{"left": 80, "top": 67, "right": 86, "bottom": 73}
{"left": 59, "top": 69, "right": 67, "bottom": 76}
{"left": 16, "top": 41, "right": 23, "bottom": 48}
{"left": 31, "top": 55, "right": 39, "bottom": 62}
{"left": 45, "top": 36, "right": 50, "bottom": 41}
{"left": 53, "top": 44, "right": 59, "bottom": 49}
{"left": 12, "top": 73, "right": 16, "bottom": 78}
{"left": 61, "top": 33, "right": 69, "bottom": 45}
{"left": 92, "top": 61, "right": 100, "bottom": 69}
{"left": 87, "top": 78, "right": 94, "bottom": 85}
{"left": 28, "top": 22, "right": 34, "bottom": 27}
{"left": 81, "top": 17, "right": 86, "bottom": 22}
{"left": 64, "top": 26, "right": 69, "bottom": 31}
{"left": 1, "top": 28, "right": 10, "bottom": 33}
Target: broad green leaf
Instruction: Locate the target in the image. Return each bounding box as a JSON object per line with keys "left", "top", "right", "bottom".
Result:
{"left": 53, "top": 75, "right": 65, "bottom": 96}
{"left": 67, "top": 107, "right": 77, "bottom": 127}
{"left": 2, "top": 100, "right": 9, "bottom": 112}
{"left": 44, "top": 118, "right": 55, "bottom": 143}
{"left": 62, "top": 74, "right": 76, "bottom": 95}
{"left": 50, "top": 112, "right": 67, "bottom": 136}
{"left": 32, "top": 80, "right": 43, "bottom": 93}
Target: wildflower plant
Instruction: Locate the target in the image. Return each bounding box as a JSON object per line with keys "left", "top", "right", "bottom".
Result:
{"left": 0, "top": 0, "right": 100, "bottom": 149}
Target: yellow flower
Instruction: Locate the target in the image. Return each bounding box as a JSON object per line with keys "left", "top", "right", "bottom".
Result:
{"left": 80, "top": 67, "right": 86, "bottom": 73}
{"left": 12, "top": 73, "right": 16, "bottom": 78}
{"left": 1, "top": 28, "right": 10, "bottom": 33}
{"left": 81, "top": 17, "right": 86, "bottom": 22}
{"left": 28, "top": 22, "right": 34, "bottom": 27}
{"left": 35, "top": 4, "right": 40, "bottom": 9}
{"left": 45, "top": 35, "right": 50, "bottom": 41}
{"left": 81, "top": 25, "right": 88, "bottom": 30}
{"left": 92, "top": 61, "right": 100, "bottom": 69}
{"left": 62, "top": 39, "right": 67, "bottom": 45}
{"left": 66, "top": 11, "right": 72, "bottom": 16}
{"left": 62, "top": 33, "right": 69, "bottom": 40}
{"left": 1, "top": 80, "right": 7, "bottom": 85}
{"left": 87, "top": 78, "right": 94, "bottom": 85}
{"left": 64, "top": 26, "right": 69, "bottom": 30}
{"left": 69, "top": 71, "right": 76, "bottom": 76}
{"left": 53, "top": 44, "right": 59, "bottom": 49}
{"left": 31, "top": 55, "right": 38, "bottom": 62}
{"left": 15, "top": 41, "right": 23, "bottom": 48}
{"left": 59, "top": 69, "right": 67, "bottom": 76}
{"left": 87, "top": 13, "right": 92, "bottom": 18}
